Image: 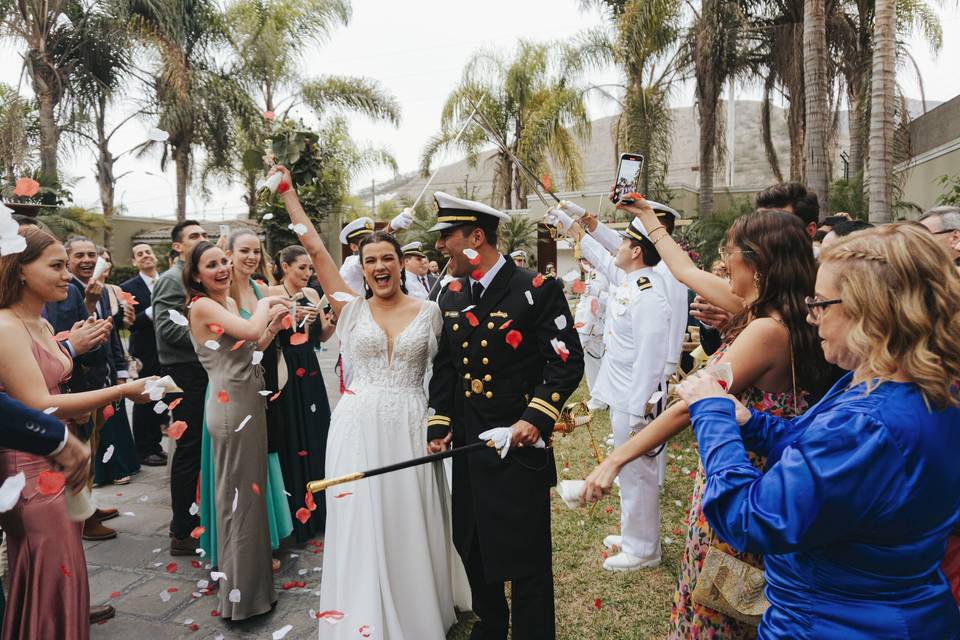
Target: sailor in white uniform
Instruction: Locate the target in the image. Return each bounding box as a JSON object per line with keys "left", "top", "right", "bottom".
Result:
{"left": 572, "top": 257, "right": 609, "bottom": 400}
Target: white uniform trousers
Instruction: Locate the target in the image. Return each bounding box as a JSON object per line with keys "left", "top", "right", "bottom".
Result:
{"left": 610, "top": 408, "right": 661, "bottom": 563}
{"left": 581, "top": 334, "right": 605, "bottom": 397}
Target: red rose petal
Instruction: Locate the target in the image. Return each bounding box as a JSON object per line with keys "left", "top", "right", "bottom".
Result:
{"left": 190, "top": 526, "right": 205, "bottom": 539}
{"left": 289, "top": 332, "right": 308, "bottom": 346}
{"left": 208, "top": 323, "right": 224, "bottom": 335}
{"left": 305, "top": 491, "right": 317, "bottom": 512}
{"left": 37, "top": 470, "right": 65, "bottom": 495}
{"left": 571, "top": 279, "right": 586, "bottom": 294}
{"left": 591, "top": 298, "right": 599, "bottom": 315}
{"left": 165, "top": 562, "right": 177, "bottom": 573}
{"left": 464, "top": 311, "right": 479, "bottom": 327}
{"left": 498, "top": 319, "right": 513, "bottom": 330}
{"left": 573, "top": 322, "right": 585, "bottom": 329}
{"left": 296, "top": 450, "right": 308, "bottom": 457}
{"left": 216, "top": 390, "right": 229, "bottom": 404}
{"left": 295, "top": 367, "right": 306, "bottom": 378}
{"left": 166, "top": 587, "right": 178, "bottom": 593}
{"left": 60, "top": 564, "right": 70, "bottom": 577}
{"left": 470, "top": 269, "right": 484, "bottom": 280}
{"left": 505, "top": 329, "right": 523, "bottom": 350}
{"left": 191, "top": 560, "right": 202, "bottom": 568}
{"left": 334, "top": 492, "right": 353, "bottom": 499}
{"left": 269, "top": 391, "right": 282, "bottom": 402}
{"left": 605, "top": 506, "right": 613, "bottom": 513}
{"left": 168, "top": 420, "right": 188, "bottom": 440}
{"left": 318, "top": 610, "right": 345, "bottom": 621}
{"left": 13, "top": 177, "right": 40, "bottom": 197}
{"left": 190, "top": 623, "right": 199, "bottom": 631}
{"left": 468, "top": 254, "right": 481, "bottom": 266}
{"left": 110, "top": 591, "right": 121, "bottom": 598}
{"left": 448, "top": 280, "right": 462, "bottom": 292}
{"left": 211, "top": 610, "right": 220, "bottom": 617}
{"left": 251, "top": 482, "right": 261, "bottom": 495}
{"left": 230, "top": 340, "right": 246, "bottom": 351}
{"left": 532, "top": 273, "right": 545, "bottom": 288}
{"left": 118, "top": 291, "right": 138, "bottom": 306}
{"left": 594, "top": 597, "right": 602, "bottom": 610}
{"left": 359, "top": 624, "right": 373, "bottom": 637}
{"left": 295, "top": 507, "right": 311, "bottom": 524}
{"left": 281, "top": 315, "right": 293, "bottom": 330}
{"left": 102, "top": 403, "right": 115, "bottom": 421}
{"left": 168, "top": 397, "right": 183, "bottom": 411}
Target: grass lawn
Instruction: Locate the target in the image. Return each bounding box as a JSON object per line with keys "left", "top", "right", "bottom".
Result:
{"left": 448, "top": 380, "right": 698, "bottom": 639}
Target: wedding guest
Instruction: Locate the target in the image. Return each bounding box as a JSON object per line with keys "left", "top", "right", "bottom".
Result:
{"left": 677, "top": 223, "right": 960, "bottom": 638}
{"left": 183, "top": 241, "right": 288, "bottom": 621}
{"left": 152, "top": 220, "right": 208, "bottom": 555}
{"left": 820, "top": 219, "right": 873, "bottom": 252}
{"left": 269, "top": 244, "right": 335, "bottom": 541}
{"left": 199, "top": 229, "right": 293, "bottom": 570}
{"left": 0, "top": 227, "right": 153, "bottom": 638}
{"left": 754, "top": 182, "right": 820, "bottom": 239}
{"left": 582, "top": 204, "right": 831, "bottom": 638}
{"left": 121, "top": 243, "right": 167, "bottom": 466}
{"left": 91, "top": 249, "right": 140, "bottom": 487}
{"left": 918, "top": 206, "right": 960, "bottom": 267}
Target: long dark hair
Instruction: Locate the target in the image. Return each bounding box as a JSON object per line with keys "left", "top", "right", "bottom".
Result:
{"left": 0, "top": 227, "right": 58, "bottom": 308}
{"left": 181, "top": 240, "right": 218, "bottom": 303}
{"left": 724, "top": 210, "right": 830, "bottom": 396}
{"left": 357, "top": 231, "right": 408, "bottom": 299}
{"left": 272, "top": 244, "right": 308, "bottom": 284}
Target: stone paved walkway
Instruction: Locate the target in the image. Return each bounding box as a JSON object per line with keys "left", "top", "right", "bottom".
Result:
{"left": 89, "top": 342, "right": 342, "bottom": 640}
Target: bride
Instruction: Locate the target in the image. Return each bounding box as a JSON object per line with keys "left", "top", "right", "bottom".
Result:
{"left": 270, "top": 167, "right": 469, "bottom": 639}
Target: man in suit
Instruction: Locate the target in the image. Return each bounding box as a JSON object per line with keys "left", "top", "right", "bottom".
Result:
{"left": 426, "top": 192, "right": 584, "bottom": 640}
{"left": 121, "top": 243, "right": 166, "bottom": 466}
{"left": 152, "top": 219, "right": 208, "bottom": 555}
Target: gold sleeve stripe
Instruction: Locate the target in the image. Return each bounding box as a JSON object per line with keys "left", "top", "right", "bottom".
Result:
{"left": 529, "top": 398, "right": 560, "bottom": 420}
{"left": 427, "top": 416, "right": 451, "bottom": 425}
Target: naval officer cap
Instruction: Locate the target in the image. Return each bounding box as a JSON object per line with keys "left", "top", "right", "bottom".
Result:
{"left": 510, "top": 249, "right": 528, "bottom": 260}
{"left": 339, "top": 216, "right": 375, "bottom": 245}
{"left": 644, "top": 199, "right": 680, "bottom": 223}
{"left": 401, "top": 241, "right": 427, "bottom": 259}
{"left": 428, "top": 192, "right": 511, "bottom": 232}
{"left": 620, "top": 217, "right": 655, "bottom": 244}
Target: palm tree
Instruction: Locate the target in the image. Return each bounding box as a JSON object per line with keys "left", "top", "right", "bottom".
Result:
{"left": 421, "top": 41, "right": 590, "bottom": 211}
{"left": 867, "top": 0, "right": 896, "bottom": 222}
{"left": 498, "top": 214, "right": 539, "bottom": 258}
{"left": 578, "top": 0, "right": 684, "bottom": 204}
{"left": 127, "top": 0, "right": 258, "bottom": 221}
{"left": 803, "top": 0, "right": 830, "bottom": 211}
{"left": 0, "top": 83, "right": 37, "bottom": 184}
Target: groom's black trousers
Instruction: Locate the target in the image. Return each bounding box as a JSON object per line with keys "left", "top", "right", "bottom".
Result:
{"left": 464, "top": 531, "right": 556, "bottom": 640}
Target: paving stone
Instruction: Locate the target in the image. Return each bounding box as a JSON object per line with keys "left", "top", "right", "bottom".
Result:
{"left": 88, "top": 568, "right": 147, "bottom": 605}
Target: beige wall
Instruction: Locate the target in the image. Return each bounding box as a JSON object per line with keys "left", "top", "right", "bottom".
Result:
{"left": 897, "top": 145, "right": 960, "bottom": 214}
{"left": 95, "top": 216, "right": 172, "bottom": 266}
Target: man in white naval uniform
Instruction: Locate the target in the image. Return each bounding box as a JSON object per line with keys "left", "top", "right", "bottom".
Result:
{"left": 572, "top": 258, "right": 609, "bottom": 401}
{"left": 338, "top": 210, "right": 416, "bottom": 295}
{"left": 547, "top": 210, "right": 670, "bottom": 572}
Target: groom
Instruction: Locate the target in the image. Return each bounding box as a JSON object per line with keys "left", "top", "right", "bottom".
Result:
{"left": 427, "top": 192, "right": 584, "bottom": 640}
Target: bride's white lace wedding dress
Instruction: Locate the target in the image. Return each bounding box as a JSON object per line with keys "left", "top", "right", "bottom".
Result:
{"left": 318, "top": 298, "right": 469, "bottom": 639}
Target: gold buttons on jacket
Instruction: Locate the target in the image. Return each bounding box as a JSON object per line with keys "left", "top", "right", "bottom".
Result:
{"left": 487, "top": 322, "right": 495, "bottom": 329}
{"left": 465, "top": 391, "right": 471, "bottom": 398}
{"left": 551, "top": 392, "right": 561, "bottom": 402}
{"left": 453, "top": 323, "right": 460, "bottom": 331}
{"left": 464, "top": 373, "right": 471, "bottom": 380}
{"left": 485, "top": 391, "right": 493, "bottom": 399}
{"left": 481, "top": 339, "right": 488, "bottom": 347}
{"left": 462, "top": 357, "right": 469, "bottom": 365}
{"left": 483, "top": 374, "right": 492, "bottom": 382}
{"left": 462, "top": 341, "right": 469, "bottom": 348}
{"left": 482, "top": 357, "right": 489, "bottom": 365}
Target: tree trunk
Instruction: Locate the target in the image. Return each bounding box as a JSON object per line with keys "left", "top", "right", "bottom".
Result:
{"left": 174, "top": 144, "right": 191, "bottom": 221}
{"left": 698, "top": 101, "right": 717, "bottom": 220}
{"left": 868, "top": 0, "right": 896, "bottom": 222}
{"left": 761, "top": 73, "right": 784, "bottom": 183}
{"left": 95, "top": 96, "right": 114, "bottom": 251}
{"left": 34, "top": 78, "right": 60, "bottom": 188}
{"left": 787, "top": 93, "right": 805, "bottom": 182}
{"left": 803, "top": 0, "right": 830, "bottom": 213}
{"left": 846, "top": 79, "right": 864, "bottom": 179}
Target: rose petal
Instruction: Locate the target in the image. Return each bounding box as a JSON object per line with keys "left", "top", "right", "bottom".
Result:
{"left": 252, "top": 351, "right": 264, "bottom": 366}
{"left": 235, "top": 415, "right": 252, "bottom": 432}
{"left": 470, "top": 269, "right": 484, "bottom": 280}
{"left": 232, "top": 488, "right": 239, "bottom": 513}
{"left": 297, "top": 450, "right": 308, "bottom": 457}
{"left": 168, "top": 420, "right": 188, "bottom": 440}
{"left": 269, "top": 391, "right": 282, "bottom": 402}
{"left": 463, "top": 248, "right": 479, "bottom": 261}
{"left": 290, "top": 223, "right": 307, "bottom": 236}
{"left": 168, "top": 309, "right": 189, "bottom": 326}
{"left": 333, "top": 492, "right": 352, "bottom": 499}
{"left": 591, "top": 298, "right": 600, "bottom": 315}
{"left": 554, "top": 315, "right": 567, "bottom": 330}
{"left": 216, "top": 390, "right": 229, "bottom": 404}
{"left": 203, "top": 339, "right": 220, "bottom": 351}
{"left": 160, "top": 590, "right": 171, "bottom": 603}
{"left": 499, "top": 319, "right": 513, "bottom": 330}
{"left": 464, "top": 311, "right": 479, "bottom": 327}
{"left": 524, "top": 291, "right": 534, "bottom": 305}
{"left": 289, "top": 332, "right": 308, "bottom": 346}
{"left": 272, "top": 625, "right": 293, "bottom": 640}
{"left": 305, "top": 491, "right": 317, "bottom": 511}
{"left": 251, "top": 482, "right": 260, "bottom": 495}
{"left": 153, "top": 400, "right": 168, "bottom": 414}
{"left": 532, "top": 273, "right": 544, "bottom": 288}
{"left": 572, "top": 280, "right": 587, "bottom": 294}
{"left": 37, "top": 470, "right": 65, "bottom": 496}
{"left": 13, "top": 177, "right": 40, "bottom": 197}
{"left": 280, "top": 314, "right": 293, "bottom": 330}
{"left": 102, "top": 444, "right": 115, "bottom": 464}
{"left": 168, "top": 398, "right": 182, "bottom": 411}
{"left": 166, "top": 562, "right": 178, "bottom": 573}
{"left": 102, "top": 403, "right": 115, "bottom": 421}
{"left": 447, "top": 279, "right": 462, "bottom": 292}
{"left": 228, "top": 588, "right": 241, "bottom": 603}
{"left": 295, "top": 507, "right": 311, "bottom": 524}
{"left": 190, "top": 526, "right": 205, "bottom": 539}
{"left": 505, "top": 330, "right": 523, "bottom": 350}
{"left": 295, "top": 367, "right": 306, "bottom": 378}
{"left": 0, "top": 472, "right": 26, "bottom": 512}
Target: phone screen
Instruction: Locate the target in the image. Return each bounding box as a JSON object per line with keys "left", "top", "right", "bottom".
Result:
{"left": 612, "top": 153, "right": 644, "bottom": 204}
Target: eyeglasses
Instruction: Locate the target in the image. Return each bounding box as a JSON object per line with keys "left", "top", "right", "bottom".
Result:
{"left": 932, "top": 229, "right": 957, "bottom": 235}
{"left": 718, "top": 247, "right": 754, "bottom": 261}
{"left": 804, "top": 296, "right": 842, "bottom": 319}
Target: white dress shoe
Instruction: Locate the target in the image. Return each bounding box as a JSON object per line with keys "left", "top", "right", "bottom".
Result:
{"left": 603, "top": 535, "right": 622, "bottom": 550}
{"left": 602, "top": 551, "right": 661, "bottom": 572}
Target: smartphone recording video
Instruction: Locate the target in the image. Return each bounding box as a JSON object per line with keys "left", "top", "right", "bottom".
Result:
{"left": 611, "top": 153, "right": 644, "bottom": 205}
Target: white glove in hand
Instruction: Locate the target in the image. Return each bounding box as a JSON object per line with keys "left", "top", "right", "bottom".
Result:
{"left": 479, "top": 427, "right": 546, "bottom": 459}
{"left": 544, "top": 207, "right": 574, "bottom": 232}
{"left": 390, "top": 208, "right": 414, "bottom": 230}
{"left": 558, "top": 200, "right": 586, "bottom": 218}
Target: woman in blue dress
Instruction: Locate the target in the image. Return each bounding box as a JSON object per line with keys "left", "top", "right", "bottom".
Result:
{"left": 678, "top": 223, "right": 960, "bottom": 639}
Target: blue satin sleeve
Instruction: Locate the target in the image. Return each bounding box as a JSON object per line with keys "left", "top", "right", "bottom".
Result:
{"left": 740, "top": 408, "right": 799, "bottom": 458}
{"left": 689, "top": 397, "right": 903, "bottom": 555}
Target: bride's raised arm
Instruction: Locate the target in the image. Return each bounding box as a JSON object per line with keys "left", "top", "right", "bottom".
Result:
{"left": 270, "top": 165, "right": 357, "bottom": 318}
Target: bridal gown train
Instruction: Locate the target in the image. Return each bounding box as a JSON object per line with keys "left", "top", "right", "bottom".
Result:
{"left": 318, "top": 298, "right": 469, "bottom": 640}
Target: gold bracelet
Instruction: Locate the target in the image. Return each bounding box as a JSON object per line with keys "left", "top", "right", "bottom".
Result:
{"left": 645, "top": 225, "right": 666, "bottom": 236}
{"left": 651, "top": 232, "right": 670, "bottom": 245}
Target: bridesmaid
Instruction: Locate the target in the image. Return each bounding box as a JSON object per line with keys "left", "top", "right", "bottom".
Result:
{"left": 199, "top": 229, "right": 294, "bottom": 570}
{"left": 183, "top": 240, "right": 289, "bottom": 621}
{"left": 269, "top": 245, "right": 335, "bottom": 541}
{"left": 92, "top": 248, "right": 141, "bottom": 486}
{"left": 0, "top": 227, "right": 154, "bottom": 639}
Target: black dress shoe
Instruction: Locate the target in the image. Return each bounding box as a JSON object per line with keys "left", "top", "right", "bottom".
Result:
{"left": 89, "top": 604, "right": 115, "bottom": 624}
{"left": 140, "top": 453, "right": 167, "bottom": 466}
{"left": 170, "top": 536, "right": 198, "bottom": 556}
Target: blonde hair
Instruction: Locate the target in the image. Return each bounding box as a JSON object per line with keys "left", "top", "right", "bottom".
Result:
{"left": 820, "top": 223, "right": 960, "bottom": 409}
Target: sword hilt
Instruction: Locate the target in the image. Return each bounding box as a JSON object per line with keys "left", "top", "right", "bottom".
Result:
{"left": 307, "top": 471, "right": 364, "bottom": 494}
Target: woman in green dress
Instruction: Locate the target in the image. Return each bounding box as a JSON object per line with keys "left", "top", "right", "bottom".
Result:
{"left": 199, "top": 229, "right": 293, "bottom": 568}
{"left": 270, "top": 245, "right": 335, "bottom": 542}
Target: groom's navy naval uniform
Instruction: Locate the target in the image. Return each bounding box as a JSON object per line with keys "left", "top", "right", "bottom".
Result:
{"left": 427, "top": 193, "right": 584, "bottom": 640}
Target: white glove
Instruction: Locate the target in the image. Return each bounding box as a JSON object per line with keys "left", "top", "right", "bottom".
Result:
{"left": 478, "top": 427, "right": 546, "bottom": 459}
{"left": 558, "top": 200, "right": 586, "bottom": 218}
{"left": 390, "top": 208, "right": 414, "bottom": 231}
{"left": 544, "top": 207, "right": 574, "bottom": 232}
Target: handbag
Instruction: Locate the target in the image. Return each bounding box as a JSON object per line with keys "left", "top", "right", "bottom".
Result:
{"left": 691, "top": 546, "right": 769, "bottom": 625}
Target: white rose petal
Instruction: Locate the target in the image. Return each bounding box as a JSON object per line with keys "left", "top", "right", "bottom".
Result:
{"left": 152, "top": 548, "right": 162, "bottom": 553}
{"left": 196, "top": 548, "right": 206, "bottom": 558}
{"left": 252, "top": 351, "right": 264, "bottom": 366}
{"left": 463, "top": 248, "right": 479, "bottom": 260}
{"left": 228, "top": 588, "right": 241, "bottom": 603}
{"left": 297, "top": 568, "right": 308, "bottom": 576}
{"left": 197, "top": 579, "right": 209, "bottom": 589}
{"left": 258, "top": 389, "right": 272, "bottom": 396}
{"left": 262, "top": 213, "right": 274, "bottom": 220}
{"left": 42, "top": 407, "right": 58, "bottom": 415}
{"left": 183, "top": 618, "right": 194, "bottom": 625}
{"left": 524, "top": 291, "right": 534, "bottom": 305}
{"left": 291, "top": 223, "right": 308, "bottom": 236}
{"left": 159, "top": 590, "right": 171, "bottom": 602}
{"left": 554, "top": 315, "right": 567, "bottom": 330}
{"left": 0, "top": 472, "right": 26, "bottom": 512}
{"left": 153, "top": 401, "right": 168, "bottom": 414}
{"left": 189, "top": 502, "right": 199, "bottom": 516}
{"left": 204, "top": 339, "right": 220, "bottom": 351}
{"left": 0, "top": 235, "right": 27, "bottom": 256}
{"left": 562, "top": 269, "right": 579, "bottom": 283}
{"left": 168, "top": 309, "right": 188, "bottom": 326}
{"left": 102, "top": 445, "right": 115, "bottom": 464}
{"left": 232, "top": 488, "right": 239, "bottom": 513}
{"left": 440, "top": 275, "right": 454, "bottom": 288}
{"left": 211, "top": 571, "right": 228, "bottom": 582}
{"left": 122, "top": 511, "right": 135, "bottom": 516}
{"left": 272, "top": 625, "right": 294, "bottom": 639}
{"left": 330, "top": 291, "right": 357, "bottom": 302}
{"left": 138, "top": 495, "right": 149, "bottom": 502}
{"left": 234, "top": 415, "right": 252, "bottom": 432}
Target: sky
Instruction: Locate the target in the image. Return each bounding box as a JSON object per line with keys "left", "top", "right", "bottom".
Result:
{"left": 1, "top": 0, "right": 959, "bottom": 221}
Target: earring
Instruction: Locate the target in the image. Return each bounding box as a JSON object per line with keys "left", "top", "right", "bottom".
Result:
{"left": 753, "top": 272, "right": 762, "bottom": 288}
